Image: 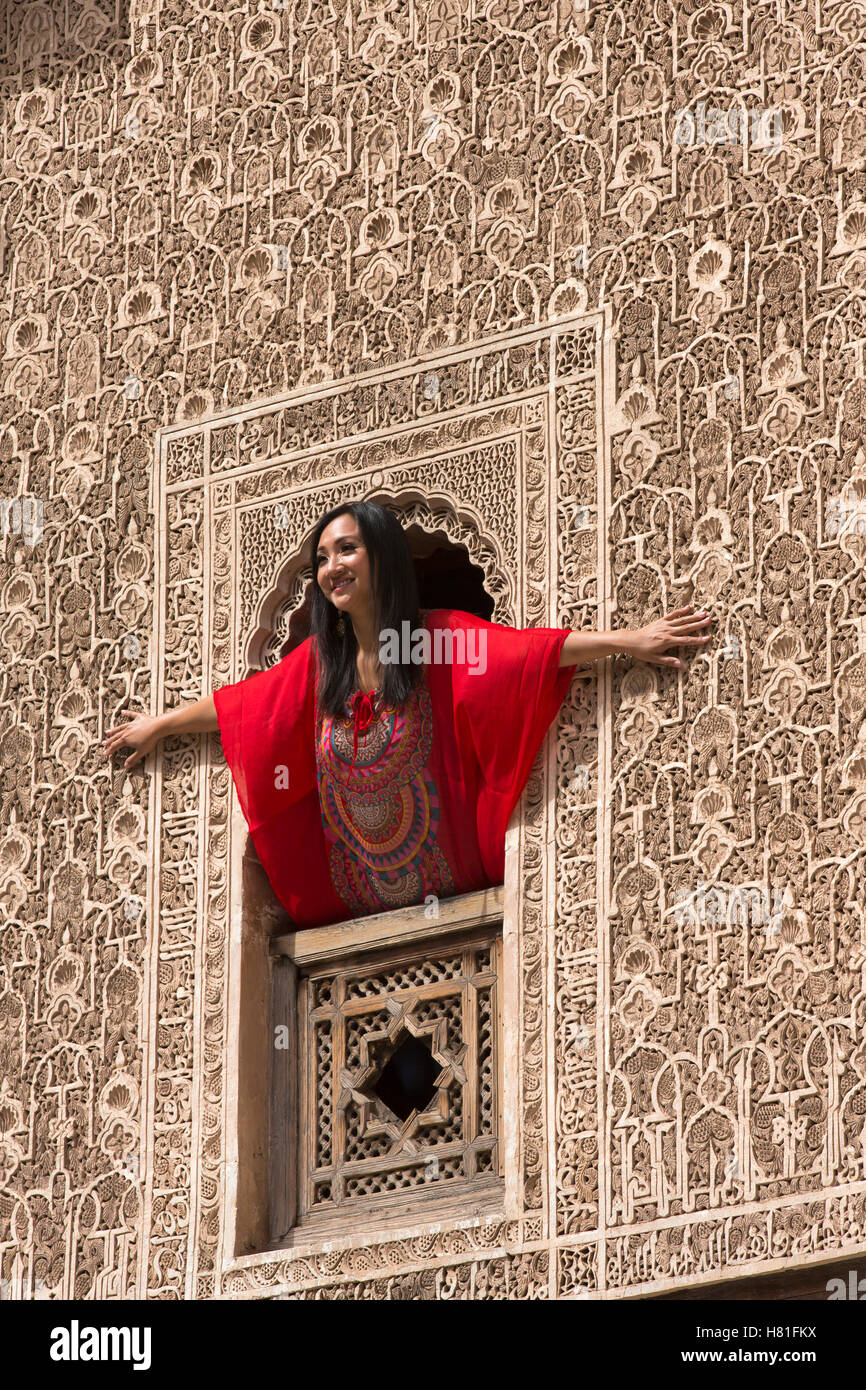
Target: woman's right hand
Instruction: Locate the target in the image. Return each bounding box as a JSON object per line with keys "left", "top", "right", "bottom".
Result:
{"left": 102, "top": 709, "right": 163, "bottom": 769}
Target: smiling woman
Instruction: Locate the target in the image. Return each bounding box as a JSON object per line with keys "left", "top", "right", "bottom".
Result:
{"left": 101, "top": 500, "right": 712, "bottom": 927}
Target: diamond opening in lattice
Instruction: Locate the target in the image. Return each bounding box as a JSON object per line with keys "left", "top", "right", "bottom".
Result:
{"left": 368, "top": 1031, "right": 443, "bottom": 1123}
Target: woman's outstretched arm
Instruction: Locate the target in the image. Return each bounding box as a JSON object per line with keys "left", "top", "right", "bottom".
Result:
{"left": 102, "top": 694, "right": 219, "bottom": 770}
{"left": 559, "top": 604, "right": 713, "bottom": 671}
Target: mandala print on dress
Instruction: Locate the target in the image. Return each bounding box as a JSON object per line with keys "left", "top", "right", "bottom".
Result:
{"left": 315, "top": 673, "right": 456, "bottom": 915}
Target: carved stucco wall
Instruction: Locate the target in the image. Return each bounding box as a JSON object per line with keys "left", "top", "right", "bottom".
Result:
{"left": 1, "top": 0, "right": 866, "bottom": 1300}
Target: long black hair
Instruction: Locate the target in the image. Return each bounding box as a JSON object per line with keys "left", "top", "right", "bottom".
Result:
{"left": 308, "top": 500, "right": 422, "bottom": 716}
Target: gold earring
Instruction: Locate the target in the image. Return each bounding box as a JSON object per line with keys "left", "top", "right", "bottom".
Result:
{"left": 336, "top": 614, "right": 345, "bottom": 636}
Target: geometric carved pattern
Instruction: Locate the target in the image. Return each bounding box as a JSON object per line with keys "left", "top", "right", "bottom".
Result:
{"left": 6, "top": 0, "right": 866, "bottom": 1301}
{"left": 296, "top": 930, "right": 501, "bottom": 1224}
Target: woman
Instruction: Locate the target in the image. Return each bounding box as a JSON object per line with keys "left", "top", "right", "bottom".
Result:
{"left": 102, "top": 501, "right": 712, "bottom": 927}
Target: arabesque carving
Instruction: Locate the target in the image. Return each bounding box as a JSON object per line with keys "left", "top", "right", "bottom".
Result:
{"left": 2, "top": 0, "right": 865, "bottom": 1300}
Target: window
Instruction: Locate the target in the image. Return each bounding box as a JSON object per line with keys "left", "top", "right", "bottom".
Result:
{"left": 268, "top": 886, "right": 505, "bottom": 1245}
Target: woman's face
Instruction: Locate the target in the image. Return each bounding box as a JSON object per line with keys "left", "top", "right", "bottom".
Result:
{"left": 315, "top": 513, "right": 373, "bottom": 617}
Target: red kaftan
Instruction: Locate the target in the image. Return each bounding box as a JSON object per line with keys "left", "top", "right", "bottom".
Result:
{"left": 212, "top": 608, "right": 574, "bottom": 928}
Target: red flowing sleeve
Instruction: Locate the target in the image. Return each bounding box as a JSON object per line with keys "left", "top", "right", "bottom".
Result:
{"left": 424, "top": 608, "right": 575, "bottom": 884}
{"left": 211, "top": 637, "right": 348, "bottom": 928}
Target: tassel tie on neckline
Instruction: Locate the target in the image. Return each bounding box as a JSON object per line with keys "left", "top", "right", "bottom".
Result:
{"left": 348, "top": 688, "right": 379, "bottom": 776}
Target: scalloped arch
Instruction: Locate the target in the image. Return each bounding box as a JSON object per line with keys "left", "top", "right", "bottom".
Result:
{"left": 246, "top": 484, "right": 514, "bottom": 670}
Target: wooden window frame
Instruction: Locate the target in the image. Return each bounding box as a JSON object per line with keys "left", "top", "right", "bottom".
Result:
{"left": 267, "top": 885, "right": 506, "bottom": 1249}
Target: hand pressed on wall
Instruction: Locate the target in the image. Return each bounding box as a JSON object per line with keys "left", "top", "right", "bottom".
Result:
{"left": 628, "top": 605, "right": 714, "bottom": 668}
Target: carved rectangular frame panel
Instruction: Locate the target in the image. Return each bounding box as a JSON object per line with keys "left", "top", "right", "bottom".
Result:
{"left": 148, "top": 312, "right": 606, "bottom": 1298}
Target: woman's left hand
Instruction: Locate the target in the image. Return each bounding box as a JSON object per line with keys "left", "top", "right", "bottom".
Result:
{"left": 630, "top": 606, "right": 713, "bottom": 668}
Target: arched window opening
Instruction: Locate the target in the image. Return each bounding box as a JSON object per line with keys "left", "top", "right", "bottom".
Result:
{"left": 232, "top": 518, "right": 509, "bottom": 1250}
{"left": 273, "top": 526, "right": 495, "bottom": 660}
